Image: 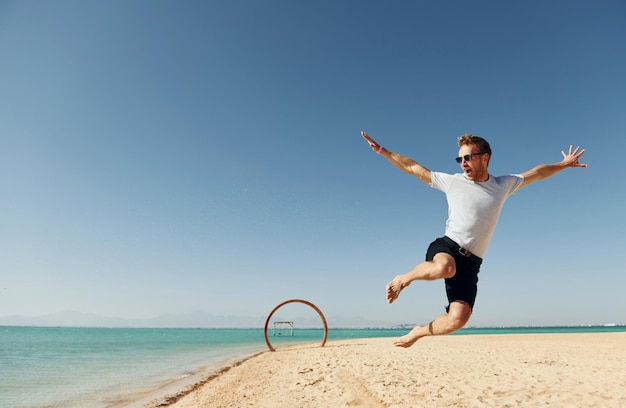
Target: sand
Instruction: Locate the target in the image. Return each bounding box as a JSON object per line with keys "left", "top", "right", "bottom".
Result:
{"left": 149, "top": 333, "right": 626, "bottom": 408}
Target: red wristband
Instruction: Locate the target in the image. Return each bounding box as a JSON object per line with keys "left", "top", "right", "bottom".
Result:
{"left": 376, "top": 145, "right": 383, "bottom": 154}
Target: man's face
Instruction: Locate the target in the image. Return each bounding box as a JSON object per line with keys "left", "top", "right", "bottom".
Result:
{"left": 458, "top": 144, "right": 489, "bottom": 182}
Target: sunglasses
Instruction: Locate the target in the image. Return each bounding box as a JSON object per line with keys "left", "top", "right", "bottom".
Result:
{"left": 455, "top": 152, "right": 487, "bottom": 164}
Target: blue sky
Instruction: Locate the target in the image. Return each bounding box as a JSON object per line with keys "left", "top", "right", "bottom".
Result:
{"left": 1, "top": 0, "right": 624, "bottom": 327}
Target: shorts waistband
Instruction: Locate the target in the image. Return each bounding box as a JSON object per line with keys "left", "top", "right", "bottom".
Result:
{"left": 443, "top": 236, "right": 482, "bottom": 261}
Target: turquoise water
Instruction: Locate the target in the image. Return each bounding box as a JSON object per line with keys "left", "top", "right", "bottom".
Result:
{"left": 2, "top": 325, "right": 624, "bottom": 407}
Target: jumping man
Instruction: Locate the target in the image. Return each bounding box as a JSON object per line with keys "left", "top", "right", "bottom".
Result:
{"left": 360, "top": 131, "right": 587, "bottom": 347}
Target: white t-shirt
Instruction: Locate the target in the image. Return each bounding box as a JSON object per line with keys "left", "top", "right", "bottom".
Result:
{"left": 430, "top": 172, "right": 523, "bottom": 258}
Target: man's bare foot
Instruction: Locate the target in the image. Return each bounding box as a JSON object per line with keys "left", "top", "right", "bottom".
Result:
{"left": 386, "top": 275, "right": 408, "bottom": 304}
{"left": 393, "top": 326, "right": 425, "bottom": 348}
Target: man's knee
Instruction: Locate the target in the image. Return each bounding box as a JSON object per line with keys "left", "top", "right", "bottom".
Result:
{"left": 432, "top": 253, "right": 455, "bottom": 279}
{"left": 448, "top": 301, "right": 472, "bottom": 329}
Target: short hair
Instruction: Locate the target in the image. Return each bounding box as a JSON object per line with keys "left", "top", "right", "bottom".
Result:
{"left": 458, "top": 134, "right": 492, "bottom": 158}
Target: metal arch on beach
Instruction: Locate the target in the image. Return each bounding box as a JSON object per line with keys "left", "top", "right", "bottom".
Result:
{"left": 264, "top": 299, "right": 328, "bottom": 352}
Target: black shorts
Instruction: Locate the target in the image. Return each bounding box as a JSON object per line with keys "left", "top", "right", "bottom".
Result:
{"left": 426, "top": 237, "right": 483, "bottom": 311}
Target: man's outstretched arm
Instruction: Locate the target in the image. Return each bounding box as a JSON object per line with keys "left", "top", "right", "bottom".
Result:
{"left": 360, "top": 131, "right": 432, "bottom": 185}
{"left": 520, "top": 145, "right": 588, "bottom": 188}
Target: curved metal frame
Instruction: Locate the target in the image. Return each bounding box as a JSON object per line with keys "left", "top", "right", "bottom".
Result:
{"left": 264, "top": 299, "right": 328, "bottom": 352}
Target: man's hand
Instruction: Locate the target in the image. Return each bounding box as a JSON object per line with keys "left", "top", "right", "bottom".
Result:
{"left": 561, "top": 145, "right": 588, "bottom": 168}
{"left": 361, "top": 131, "right": 382, "bottom": 153}
{"left": 520, "top": 145, "right": 588, "bottom": 188}
{"left": 360, "top": 130, "right": 432, "bottom": 184}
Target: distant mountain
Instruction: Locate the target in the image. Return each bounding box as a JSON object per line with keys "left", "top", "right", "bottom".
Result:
{"left": 0, "top": 311, "right": 393, "bottom": 328}
{"left": 0, "top": 311, "right": 264, "bottom": 328}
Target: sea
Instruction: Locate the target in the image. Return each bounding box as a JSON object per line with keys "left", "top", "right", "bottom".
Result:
{"left": 2, "top": 325, "right": 625, "bottom": 408}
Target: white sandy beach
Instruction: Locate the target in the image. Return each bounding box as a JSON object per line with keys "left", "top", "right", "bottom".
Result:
{"left": 146, "top": 333, "right": 626, "bottom": 408}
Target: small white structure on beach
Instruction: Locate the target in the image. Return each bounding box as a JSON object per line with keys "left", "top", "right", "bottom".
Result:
{"left": 272, "top": 321, "right": 294, "bottom": 336}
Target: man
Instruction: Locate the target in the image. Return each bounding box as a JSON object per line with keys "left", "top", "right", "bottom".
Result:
{"left": 360, "top": 131, "right": 587, "bottom": 348}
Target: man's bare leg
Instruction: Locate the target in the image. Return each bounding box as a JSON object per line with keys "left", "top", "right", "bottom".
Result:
{"left": 386, "top": 253, "right": 455, "bottom": 304}
{"left": 394, "top": 301, "right": 472, "bottom": 347}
